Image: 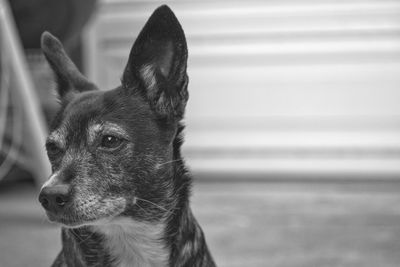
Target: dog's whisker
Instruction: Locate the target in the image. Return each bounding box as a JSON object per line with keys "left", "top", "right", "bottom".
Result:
{"left": 135, "top": 201, "right": 176, "bottom": 221}
{"left": 70, "top": 228, "right": 86, "bottom": 243}
{"left": 77, "top": 229, "right": 97, "bottom": 245}
{"left": 71, "top": 226, "right": 93, "bottom": 245}
{"left": 134, "top": 202, "right": 151, "bottom": 215}
{"left": 136, "top": 198, "right": 176, "bottom": 219}
{"left": 135, "top": 197, "right": 170, "bottom": 212}
{"left": 157, "top": 159, "right": 181, "bottom": 167}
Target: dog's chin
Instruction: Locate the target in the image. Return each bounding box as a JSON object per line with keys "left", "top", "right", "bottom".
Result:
{"left": 52, "top": 218, "right": 90, "bottom": 229}
{"left": 47, "top": 213, "right": 121, "bottom": 228}
{"left": 46, "top": 209, "right": 126, "bottom": 228}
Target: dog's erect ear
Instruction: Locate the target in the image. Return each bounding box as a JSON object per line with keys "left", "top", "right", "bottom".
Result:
{"left": 122, "top": 5, "right": 188, "bottom": 120}
{"left": 41, "top": 32, "right": 96, "bottom": 100}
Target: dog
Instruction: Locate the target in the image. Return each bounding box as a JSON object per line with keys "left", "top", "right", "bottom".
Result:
{"left": 38, "top": 5, "right": 216, "bottom": 267}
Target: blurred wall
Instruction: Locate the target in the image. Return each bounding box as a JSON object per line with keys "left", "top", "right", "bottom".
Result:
{"left": 83, "top": 0, "right": 400, "bottom": 179}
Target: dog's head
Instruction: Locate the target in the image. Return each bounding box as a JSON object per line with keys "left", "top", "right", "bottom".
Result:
{"left": 38, "top": 5, "right": 188, "bottom": 227}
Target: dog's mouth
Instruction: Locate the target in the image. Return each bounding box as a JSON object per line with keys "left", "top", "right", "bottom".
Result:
{"left": 45, "top": 196, "right": 127, "bottom": 228}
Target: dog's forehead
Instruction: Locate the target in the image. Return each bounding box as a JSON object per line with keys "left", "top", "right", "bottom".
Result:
{"left": 48, "top": 88, "right": 154, "bottom": 146}
{"left": 48, "top": 91, "right": 103, "bottom": 141}
{"left": 65, "top": 90, "right": 105, "bottom": 115}
{"left": 48, "top": 91, "right": 100, "bottom": 128}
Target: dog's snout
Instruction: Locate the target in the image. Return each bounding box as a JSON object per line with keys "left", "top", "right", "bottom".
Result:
{"left": 39, "top": 185, "right": 70, "bottom": 213}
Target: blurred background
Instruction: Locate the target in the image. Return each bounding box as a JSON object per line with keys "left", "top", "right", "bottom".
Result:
{"left": 1, "top": 0, "right": 400, "bottom": 266}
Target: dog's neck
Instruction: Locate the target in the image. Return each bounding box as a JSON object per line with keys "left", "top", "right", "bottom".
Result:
{"left": 94, "top": 218, "right": 168, "bottom": 267}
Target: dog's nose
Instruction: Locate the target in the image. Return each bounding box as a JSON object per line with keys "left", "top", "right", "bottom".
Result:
{"left": 38, "top": 185, "right": 70, "bottom": 213}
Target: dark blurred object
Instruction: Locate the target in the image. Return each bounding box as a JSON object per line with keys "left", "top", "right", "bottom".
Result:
{"left": 8, "top": 0, "right": 97, "bottom": 49}
{"left": 7, "top": 0, "right": 98, "bottom": 115}
{"left": 8, "top": 0, "right": 97, "bottom": 70}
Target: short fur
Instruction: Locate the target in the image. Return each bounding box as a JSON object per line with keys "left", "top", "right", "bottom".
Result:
{"left": 38, "top": 5, "right": 216, "bottom": 267}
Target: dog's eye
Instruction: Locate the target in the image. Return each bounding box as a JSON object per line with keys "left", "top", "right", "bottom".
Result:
{"left": 100, "top": 135, "right": 123, "bottom": 149}
{"left": 46, "top": 142, "right": 63, "bottom": 157}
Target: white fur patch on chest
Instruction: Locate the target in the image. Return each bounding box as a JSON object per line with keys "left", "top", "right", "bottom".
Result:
{"left": 94, "top": 218, "right": 168, "bottom": 267}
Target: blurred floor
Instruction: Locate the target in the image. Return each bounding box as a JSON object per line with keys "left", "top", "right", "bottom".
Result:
{"left": 1, "top": 179, "right": 400, "bottom": 267}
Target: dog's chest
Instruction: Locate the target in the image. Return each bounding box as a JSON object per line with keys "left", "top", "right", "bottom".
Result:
{"left": 95, "top": 219, "right": 168, "bottom": 267}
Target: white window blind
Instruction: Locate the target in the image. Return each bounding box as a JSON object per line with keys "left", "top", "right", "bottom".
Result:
{"left": 85, "top": 0, "right": 400, "bottom": 178}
